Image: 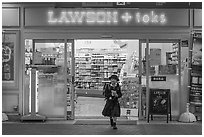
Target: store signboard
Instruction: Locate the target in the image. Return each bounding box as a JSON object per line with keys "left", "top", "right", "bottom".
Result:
{"left": 25, "top": 8, "right": 189, "bottom": 27}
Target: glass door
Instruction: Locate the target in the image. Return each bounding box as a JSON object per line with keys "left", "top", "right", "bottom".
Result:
{"left": 24, "top": 39, "right": 75, "bottom": 119}
{"left": 24, "top": 39, "right": 67, "bottom": 119}
{"left": 141, "top": 39, "right": 181, "bottom": 119}
{"left": 35, "top": 39, "right": 67, "bottom": 119}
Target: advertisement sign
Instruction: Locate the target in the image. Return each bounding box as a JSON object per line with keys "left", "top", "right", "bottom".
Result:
{"left": 148, "top": 88, "right": 171, "bottom": 122}
{"left": 2, "top": 31, "right": 19, "bottom": 89}
{"left": 2, "top": 42, "right": 14, "bottom": 81}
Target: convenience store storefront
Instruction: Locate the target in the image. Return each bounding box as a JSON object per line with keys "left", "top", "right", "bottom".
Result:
{"left": 2, "top": 2, "right": 202, "bottom": 121}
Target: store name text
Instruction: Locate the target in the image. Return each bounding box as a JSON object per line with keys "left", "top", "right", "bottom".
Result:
{"left": 48, "top": 10, "right": 167, "bottom": 25}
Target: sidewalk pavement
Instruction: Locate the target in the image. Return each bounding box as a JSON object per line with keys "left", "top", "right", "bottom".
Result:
{"left": 2, "top": 119, "right": 202, "bottom": 135}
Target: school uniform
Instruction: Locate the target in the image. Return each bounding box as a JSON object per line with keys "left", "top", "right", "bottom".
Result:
{"left": 102, "top": 83, "right": 122, "bottom": 117}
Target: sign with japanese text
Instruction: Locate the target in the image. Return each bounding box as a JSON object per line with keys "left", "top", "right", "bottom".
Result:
{"left": 151, "top": 76, "right": 166, "bottom": 81}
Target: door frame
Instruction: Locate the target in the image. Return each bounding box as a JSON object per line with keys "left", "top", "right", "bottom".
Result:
{"left": 67, "top": 39, "right": 75, "bottom": 120}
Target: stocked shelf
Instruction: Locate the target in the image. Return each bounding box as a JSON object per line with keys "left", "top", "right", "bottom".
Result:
{"left": 75, "top": 50, "right": 127, "bottom": 89}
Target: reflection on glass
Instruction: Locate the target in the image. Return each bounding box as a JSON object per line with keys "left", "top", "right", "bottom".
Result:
{"left": 34, "top": 40, "right": 66, "bottom": 118}
{"left": 148, "top": 43, "right": 178, "bottom": 76}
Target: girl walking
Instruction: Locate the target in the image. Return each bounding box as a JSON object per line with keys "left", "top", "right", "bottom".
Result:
{"left": 102, "top": 75, "right": 122, "bottom": 129}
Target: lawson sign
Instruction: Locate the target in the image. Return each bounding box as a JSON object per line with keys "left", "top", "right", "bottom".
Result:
{"left": 48, "top": 10, "right": 167, "bottom": 25}
{"left": 25, "top": 8, "right": 189, "bottom": 27}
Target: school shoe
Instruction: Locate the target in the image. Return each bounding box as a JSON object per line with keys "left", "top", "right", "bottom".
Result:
{"left": 112, "top": 122, "right": 118, "bottom": 130}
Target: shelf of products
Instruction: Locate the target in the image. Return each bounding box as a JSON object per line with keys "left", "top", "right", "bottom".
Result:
{"left": 75, "top": 49, "right": 127, "bottom": 90}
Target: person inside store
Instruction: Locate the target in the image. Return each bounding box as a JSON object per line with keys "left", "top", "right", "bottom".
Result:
{"left": 102, "top": 74, "right": 122, "bottom": 129}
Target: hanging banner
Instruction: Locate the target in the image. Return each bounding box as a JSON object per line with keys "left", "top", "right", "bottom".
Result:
{"left": 25, "top": 8, "right": 189, "bottom": 27}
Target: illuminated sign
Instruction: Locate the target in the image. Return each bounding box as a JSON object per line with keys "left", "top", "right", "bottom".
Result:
{"left": 25, "top": 8, "right": 189, "bottom": 27}
{"left": 48, "top": 10, "right": 118, "bottom": 25}
{"left": 48, "top": 9, "right": 167, "bottom": 25}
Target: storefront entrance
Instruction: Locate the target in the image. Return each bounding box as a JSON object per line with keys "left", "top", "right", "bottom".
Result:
{"left": 24, "top": 38, "right": 142, "bottom": 120}
{"left": 24, "top": 36, "right": 184, "bottom": 120}
{"left": 2, "top": 2, "right": 201, "bottom": 123}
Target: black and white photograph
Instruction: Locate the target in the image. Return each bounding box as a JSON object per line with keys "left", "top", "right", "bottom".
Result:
{"left": 1, "top": 1, "right": 202, "bottom": 135}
